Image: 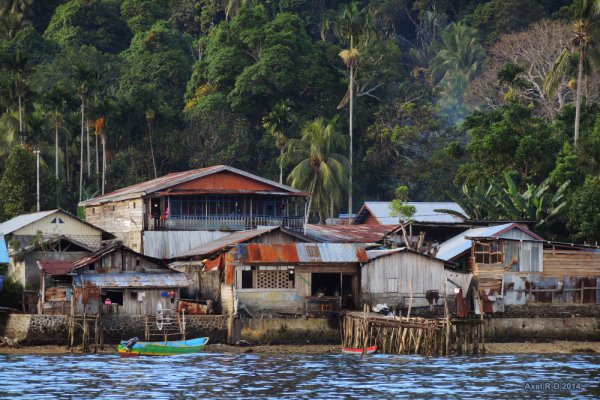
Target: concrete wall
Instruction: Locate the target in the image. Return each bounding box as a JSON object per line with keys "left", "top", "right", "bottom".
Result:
{"left": 485, "top": 317, "right": 600, "bottom": 341}
{"left": 237, "top": 289, "right": 304, "bottom": 312}
{"left": 0, "top": 314, "right": 228, "bottom": 345}
{"left": 240, "top": 316, "right": 340, "bottom": 344}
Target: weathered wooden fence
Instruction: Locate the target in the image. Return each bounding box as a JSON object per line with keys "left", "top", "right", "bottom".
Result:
{"left": 340, "top": 310, "right": 484, "bottom": 356}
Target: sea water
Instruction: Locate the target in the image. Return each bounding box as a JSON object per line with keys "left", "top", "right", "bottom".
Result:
{"left": 0, "top": 352, "right": 598, "bottom": 399}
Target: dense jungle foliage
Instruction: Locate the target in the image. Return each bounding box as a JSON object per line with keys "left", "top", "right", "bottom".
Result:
{"left": 1, "top": 0, "right": 599, "bottom": 242}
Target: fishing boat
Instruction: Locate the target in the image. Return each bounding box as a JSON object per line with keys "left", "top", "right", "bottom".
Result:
{"left": 118, "top": 337, "right": 209, "bottom": 357}
{"left": 341, "top": 345, "right": 377, "bottom": 355}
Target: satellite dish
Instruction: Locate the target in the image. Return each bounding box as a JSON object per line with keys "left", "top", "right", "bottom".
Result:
{"left": 156, "top": 302, "right": 164, "bottom": 330}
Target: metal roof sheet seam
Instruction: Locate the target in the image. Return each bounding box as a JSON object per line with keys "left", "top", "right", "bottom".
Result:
{"left": 354, "top": 202, "right": 466, "bottom": 225}
{"left": 74, "top": 272, "right": 192, "bottom": 288}
{"left": 234, "top": 243, "right": 369, "bottom": 264}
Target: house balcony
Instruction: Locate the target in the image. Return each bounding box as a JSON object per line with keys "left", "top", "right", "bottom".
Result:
{"left": 148, "top": 215, "right": 305, "bottom": 232}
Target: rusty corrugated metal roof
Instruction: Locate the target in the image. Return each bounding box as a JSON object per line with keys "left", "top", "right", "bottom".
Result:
{"left": 235, "top": 243, "right": 368, "bottom": 264}
{"left": 74, "top": 272, "right": 192, "bottom": 288}
{"left": 37, "top": 260, "right": 75, "bottom": 276}
{"left": 79, "top": 165, "right": 307, "bottom": 206}
{"left": 304, "top": 224, "right": 400, "bottom": 243}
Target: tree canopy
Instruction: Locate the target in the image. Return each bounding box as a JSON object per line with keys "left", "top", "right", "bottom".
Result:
{"left": 1, "top": 0, "right": 600, "bottom": 242}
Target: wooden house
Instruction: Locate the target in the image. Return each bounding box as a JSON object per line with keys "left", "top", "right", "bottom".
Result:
{"left": 436, "top": 223, "right": 545, "bottom": 310}
{"left": 535, "top": 242, "right": 600, "bottom": 304}
{"left": 0, "top": 210, "right": 112, "bottom": 291}
{"left": 176, "top": 236, "right": 368, "bottom": 315}
{"left": 361, "top": 248, "right": 472, "bottom": 309}
{"left": 37, "top": 259, "right": 77, "bottom": 315}
{"left": 70, "top": 242, "right": 191, "bottom": 316}
{"left": 79, "top": 165, "right": 308, "bottom": 259}
{"left": 351, "top": 202, "right": 473, "bottom": 244}
{"left": 224, "top": 243, "right": 368, "bottom": 315}
{"left": 170, "top": 226, "right": 312, "bottom": 313}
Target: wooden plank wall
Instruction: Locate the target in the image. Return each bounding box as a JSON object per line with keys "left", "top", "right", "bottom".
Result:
{"left": 82, "top": 247, "right": 165, "bottom": 273}
{"left": 121, "top": 289, "right": 174, "bottom": 316}
{"left": 543, "top": 248, "right": 600, "bottom": 278}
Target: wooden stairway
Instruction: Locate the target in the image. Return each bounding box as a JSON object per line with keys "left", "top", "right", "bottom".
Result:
{"left": 144, "top": 312, "right": 186, "bottom": 341}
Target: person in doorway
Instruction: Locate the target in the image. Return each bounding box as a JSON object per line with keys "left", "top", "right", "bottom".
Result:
{"left": 104, "top": 298, "right": 112, "bottom": 305}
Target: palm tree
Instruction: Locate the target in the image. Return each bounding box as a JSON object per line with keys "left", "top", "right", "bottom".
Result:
{"left": 430, "top": 22, "right": 485, "bottom": 117}
{"left": 322, "top": 2, "right": 371, "bottom": 223}
{"left": 0, "top": 0, "right": 33, "bottom": 39}
{"left": 42, "top": 87, "right": 68, "bottom": 180}
{"left": 545, "top": 0, "right": 600, "bottom": 148}
{"left": 282, "top": 117, "right": 349, "bottom": 224}
{"left": 0, "top": 50, "right": 29, "bottom": 135}
{"left": 72, "top": 62, "right": 94, "bottom": 202}
{"left": 262, "top": 100, "right": 294, "bottom": 184}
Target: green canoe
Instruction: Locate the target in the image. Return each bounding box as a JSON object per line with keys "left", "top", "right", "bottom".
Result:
{"left": 118, "top": 337, "right": 209, "bottom": 357}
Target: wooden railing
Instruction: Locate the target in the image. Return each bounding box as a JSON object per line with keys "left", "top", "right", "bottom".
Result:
{"left": 149, "top": 215, "right": 304, "bottom": 231}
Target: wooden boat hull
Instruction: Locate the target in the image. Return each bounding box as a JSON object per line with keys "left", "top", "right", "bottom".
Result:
{"left": 342, "top": 345, "right": 377, "bottom": 355}
{"left": 118, "top": 337, "right": 209, "bottom": 357}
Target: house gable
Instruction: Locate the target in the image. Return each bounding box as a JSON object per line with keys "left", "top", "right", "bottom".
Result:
{"left": 167, "top": 170, "right": 285, "bottom": 194}
{"left": 12, "top": 210, "right": 104, "bottom": 238}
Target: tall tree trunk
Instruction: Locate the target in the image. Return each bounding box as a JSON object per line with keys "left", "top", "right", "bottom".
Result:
{"left": 574, "top": 47, "right": 584, "bottom": 148}
{"left": 55, "top": 120, "right": 59, "bottom": 179}
{"left": 347, "top": 63, "right": 353, "bottom": 225}
{"left": 79, "top": 102, "right": 84, "bottom": 202}
{"left": 95, "top": 133, "right": 99, "bottom": 178}
{"left": 279, "top": 146, "right": 284, "bottom": 184}
{"left": 17, "top": 93, "right": 22, "bottom": 135}
{"left": 86, "top": 120, "right": 90, "bottom": 176}
{"left": 65, "top": 136, "right": 69, "bottom": 189}
{"left": 305, "top": 173, "right": 318, "bottom": 226}
{"left": 102, "top": 136, "right": 106, "bottom": 195}
{"left": 149, "top": 124, "right": 157, "bottom": 178}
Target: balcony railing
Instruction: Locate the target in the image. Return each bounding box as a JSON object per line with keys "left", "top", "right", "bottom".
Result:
{"left": 149, "top": 215, "right": 304, "bottom": 232}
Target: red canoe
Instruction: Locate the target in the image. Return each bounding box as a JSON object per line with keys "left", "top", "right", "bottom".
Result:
{"left": 341, "top": 345, "right": 377, "bottom": 355}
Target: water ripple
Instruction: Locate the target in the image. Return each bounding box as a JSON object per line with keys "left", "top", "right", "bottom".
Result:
{"left": 0, "top": 352, "right": 599, "bottom": 399}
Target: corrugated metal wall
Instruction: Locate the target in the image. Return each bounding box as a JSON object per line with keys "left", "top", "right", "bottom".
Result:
{"left": 361, "top": 252, "right": 471, "bottom": 307}
{"left": 143, "top": 230, "right": 230, "bottom": 259}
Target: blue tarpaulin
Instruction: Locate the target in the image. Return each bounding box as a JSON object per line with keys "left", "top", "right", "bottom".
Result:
{"left": 0, "top": 235, "right": 9, "bottom": 264}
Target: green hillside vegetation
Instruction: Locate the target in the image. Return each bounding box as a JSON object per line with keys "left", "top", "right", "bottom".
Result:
{"left": 0, "top": 0, "right": 599, "bottom": 243}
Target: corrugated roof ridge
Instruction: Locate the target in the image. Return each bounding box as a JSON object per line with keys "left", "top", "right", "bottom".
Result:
{"left": 79, "top": 165, "right": 307, "bottom": 206}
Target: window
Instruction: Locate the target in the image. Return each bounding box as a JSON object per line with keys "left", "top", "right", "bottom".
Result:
{"left": 241, "top": 266, "right": 295, "bottom": 289}
{"left": 241, "top": 266, "right": 253, "bottom": 289}
{"left": 474, "top": 241, "right": 503, "bottom": 264}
